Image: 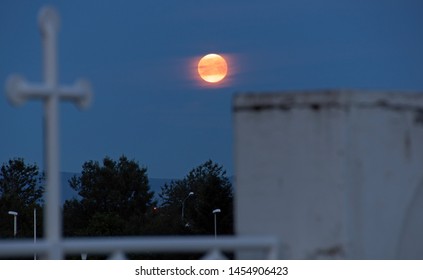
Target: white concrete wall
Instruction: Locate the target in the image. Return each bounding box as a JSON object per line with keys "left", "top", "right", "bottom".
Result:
{"left": 234, "top": 90, "right": 423, "bottom": 259}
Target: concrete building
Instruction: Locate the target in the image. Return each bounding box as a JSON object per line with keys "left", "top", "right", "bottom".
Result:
{"left": 234, "top": 90, "right": 423, "bottom": 259}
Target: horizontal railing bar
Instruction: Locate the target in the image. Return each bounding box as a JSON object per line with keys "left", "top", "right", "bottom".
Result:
{"left": 0, "top": 240, "right": 50, "bottom": 255}
{"left": 0, "top": 235, "right": 278, "bottom": 259}
{"left": 63, "top": 236, "right": 278, "bottom": 253}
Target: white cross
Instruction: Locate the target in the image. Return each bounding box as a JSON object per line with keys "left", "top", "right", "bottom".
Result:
{"left": 5, "top": 6, "right": 92, "bottom": 259}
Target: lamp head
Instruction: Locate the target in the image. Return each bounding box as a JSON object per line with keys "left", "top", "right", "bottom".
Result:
{"left": 212, "top": 209, "right": 221, "bottom": 214}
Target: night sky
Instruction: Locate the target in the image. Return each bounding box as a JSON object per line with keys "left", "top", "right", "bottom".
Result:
{"left": 1, "top": 0, "right": 423, "bottom": 178}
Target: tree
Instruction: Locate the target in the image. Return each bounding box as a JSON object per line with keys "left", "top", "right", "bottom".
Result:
{"left": 0, "top": 158, "right": 44, "bottom": 239}
{"left": 159, "top": 160, "right": 234, "bottom": 236}
{"left": 63, "top": 155, "right": 155, "bottom": 237}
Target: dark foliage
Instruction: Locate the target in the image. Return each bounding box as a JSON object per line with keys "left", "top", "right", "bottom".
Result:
{"left": 158, "top": 160, "right": 234, "bottom": 236}
{"left": 0, "top": 158, "right": 44, "bottom": 239}
{"left": 63, "top": 155, "right": 155, "bottom": 237}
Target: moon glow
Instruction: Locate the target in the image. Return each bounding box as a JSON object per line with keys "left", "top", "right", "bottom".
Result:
{"left": 197, "top": 54, "right": 228, "bottom": 83}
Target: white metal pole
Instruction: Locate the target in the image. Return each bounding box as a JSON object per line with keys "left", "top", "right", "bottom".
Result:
{"left": 212, "top": 209, "right": 220, "bottom": 239}
{"left": 181, "top": 192, "right": 194, "bottom": 223}
{"left": 39, "top": 7, "right": 62, "bottom": 260}
{"left": 8, "top": 211, "right": 18, "bottom": 238}
{"left": 34, "top": 207, "right": 37, "bottom": 260}
{"left": 214, "top": 214, "right": 217, "bottom": 239}
{"left": 181, "top": 202, "right": 185, "bottom": 222}
{"left": 13, "top": 215, "right": 17, "bottom": 238}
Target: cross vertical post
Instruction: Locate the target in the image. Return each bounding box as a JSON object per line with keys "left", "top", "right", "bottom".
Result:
{"left": 41, "top": 7, "right": 61, "bottom": 260}
{"left": 5, "top": 6, "right": 92, "bottom": 259}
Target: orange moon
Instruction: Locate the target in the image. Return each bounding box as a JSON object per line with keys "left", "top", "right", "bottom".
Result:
{"left": 197, "top": 54, "right": 228, "bottom": 83}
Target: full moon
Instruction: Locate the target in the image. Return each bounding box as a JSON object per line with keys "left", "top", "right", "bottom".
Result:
{"left": 197, "top": 54, "right": 228, "bottom": 83}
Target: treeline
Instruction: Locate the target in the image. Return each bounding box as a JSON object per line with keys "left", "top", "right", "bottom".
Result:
{"left": 0, "top": 157, "right": 233, "bottom": 242}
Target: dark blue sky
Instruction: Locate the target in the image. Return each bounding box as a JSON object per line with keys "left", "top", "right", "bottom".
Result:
{"left": 1, "top": 0, "right": 423, "bottom": 178}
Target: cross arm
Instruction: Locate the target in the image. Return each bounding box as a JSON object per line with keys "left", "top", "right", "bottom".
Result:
{"left": 6, "top": 75, "right": 92, "bottom": 109}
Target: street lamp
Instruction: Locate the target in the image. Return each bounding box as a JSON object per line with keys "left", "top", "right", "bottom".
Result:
{"left": 212, "top": 208, "right": 221, "bottom": 239}
{"left": 181, "top": 192, "right": 194, "bottom": 223}
{"left": 8, "top": 211, "right": 18, "bottom": 238}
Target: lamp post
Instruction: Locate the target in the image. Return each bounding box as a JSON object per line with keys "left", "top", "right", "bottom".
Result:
{"left": 212, "top": 208, "right": 221, "bottom": 239}
{"left": 8, "top": 211, "right": 18, "bottom": 238}
{"left": 181, "top": 192, "right": 194, "bottom": 224}
{"left": 34, "top": 208, "right": 37, "bottom": 260}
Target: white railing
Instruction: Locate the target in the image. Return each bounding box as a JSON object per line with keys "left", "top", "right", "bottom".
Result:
{"left": 0, "top": 235, "right": 278, "bottom": 260}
